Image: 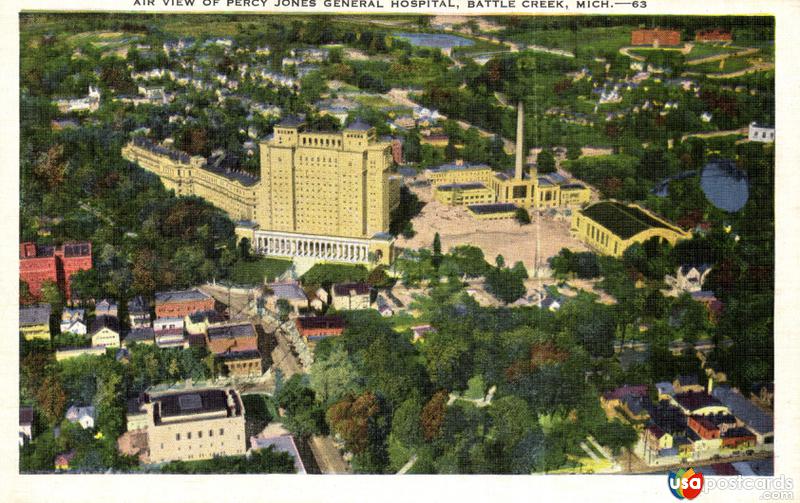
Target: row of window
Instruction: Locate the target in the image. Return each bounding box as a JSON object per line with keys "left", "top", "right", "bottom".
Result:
{"left": 176, "top": 428, "right": 224, "bottom": 441}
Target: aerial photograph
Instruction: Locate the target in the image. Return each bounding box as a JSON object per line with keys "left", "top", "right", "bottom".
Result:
{"left": 18, "top": 13, "right": 774, "bottom": 476}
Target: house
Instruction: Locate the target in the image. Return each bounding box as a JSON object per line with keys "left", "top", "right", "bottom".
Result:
{"left": 691, "top": 291, "right": 724, "bottom": 322}
{"left": 128, "top": 296, "right": 151, "bottom": 329}
{"left": 296, "top": 315, "right": 345, "bottom": 344}
{"left": 206, "top": 322, "right": 261, "bottom": 376}
{"left": 184, "top": 309, "right": 225, "bottom": 336}
{"left": 95, "top": 299, "right": 119, "bottom": 317}
{"left": 20, "top": 406, "right": 34, "bottom": 446}
{"left": 331, "top": 282, "right": 371, "bottom": 311}
{"left": 155, "top": 328, "right": 186, "bottom": 349}
{"left": 748, "top": 122, "right": 774, "bottom": 143}
{"left": 315, "top": 287, "right": 329, "bottom": 305}
{"left": 722, "top": 427, "right": 757, "bottom": 449}
{"left": 671, "top": 391, "right": 729, "bottom": 416}
{"left": 539, "top": 295, "right": 562, "bottom": 311}
{"left": 90, "top": 315, "right": 121, "bottom": 348}
{"left": 20, "top": 304, "right": 52, "bottom": 341}
{"left": 55, "top": 450, "right": 76, "bottom": 471}
{"left": 695, "top": 29, "right": 733, "bottom": 42}
{"left": 673, "top": 375, "right": 705, "bottom": 394}
{"left": 155, "top": 288, "right": 215, "bottom": 318}
{"left": 751, "top": 382, "right": 774, "bottom": 408}
{"left": 410, "top": 324, "right": 435, "bottom": 343}
{"left": 264, "top": 281, "right": 308, "bottom": 315}
{"left": 665, "top": 265, "right": 712, "bottom": 294}
{"left": 376, "top": 293, "right": 394, "bottom": 317}
{"left": 601, "top": 385, "right": 649, "bottom": 413}
{"left": 154, "top": 316, "right": 184, "bottom": 332}
{"left": 60, "top": 308, "right": 87, "bottom": 335}
{"left": 66, "top": 405, "right": 96, "bottom": 429}
{"left": 655, "top": 382, "right": 675, "bottom": 400}
{"left": 123, "top": 327, "right": 156, "bottom": 348}
{"left": 621, "top": 395, "right": 651, "bottom": 421}
{"left": 644, "top": 424, "right": 673, "bottom": 451}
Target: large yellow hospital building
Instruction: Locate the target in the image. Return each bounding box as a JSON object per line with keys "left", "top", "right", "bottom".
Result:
{"left": 123, "top": 118, "right": 399, "bottom": 265}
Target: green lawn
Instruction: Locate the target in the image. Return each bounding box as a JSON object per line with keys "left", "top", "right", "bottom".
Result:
{"left": 229, "top": 257, "right": 292, "bottom": 285}
{"left": 506, "top": 26, "right": 632, "bottom": 56}
{"left": 693, "top": 55, "right": 754, "bottom": 74}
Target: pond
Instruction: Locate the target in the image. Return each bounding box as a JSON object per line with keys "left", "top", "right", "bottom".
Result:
{"left": 700, "top": 159, "right": 749, "bottom": 212}
{"left": 392, "top": 32, "right": 475, "bottom": 49}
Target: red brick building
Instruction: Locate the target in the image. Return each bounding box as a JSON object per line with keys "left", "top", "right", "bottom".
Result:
{"left": 391, "top": 138, "right": 404, "bottom": 165}
{"left": 721, "top": 427, "right": 756, "bottom": 448}
{"left": 19, "top": 242, "right": 92, "bottom": 300}
{"left": 695, "top": 29, "right": 733, "bottom": 43}
{"left": 154, "top": 289, "right": 215, "bottom": 318}
{"left": 296, "top": 315, "right": 345, "bottom": 341}
{"left": 688, "top": 415, "right": 721, "bottom": 440}
{"left": 631, "top": 29, "right": 681, "bottom": 47}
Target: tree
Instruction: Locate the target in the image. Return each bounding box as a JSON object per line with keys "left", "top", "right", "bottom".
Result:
{"left": 391, "top": 397, "right": 424, "bottom": 448}
{"left": 276, "top": 375, "right": 326, "bottom": 439}
{"left": 432, "top": 233, "right": 443, "bottom": 270}
{"left": 536, "top": 149, "right": 556, "bottom": 174}
{"left": 40, "top": 280, "right": 64, "bottom": 314}
{"left": 276, "top": 299, "right": 292, "bottom": 322}
{"left": 36, "top": 374, "right": 66, "bottom": 426}
{"left": 515, "top": 208, "right": 531, "bottom": 225}
{"left": 421, "top": 331, "right": 471, "bottom": 390}
{"left": 326, "top": 391, "right": 380, "bottom": 454}
{"left": 566, "top": 142, "right": 582, "bottom": 161}
{"left": 420, "top": 390, "right": 448, "bottom": 441}
{"left": 238, "top": 237, "right": 251, "bottom": 261}
{"left": 309, "top": 347, "right": 360, "bottom": 405}
{"left": 444, "top": 140, "right": 458, "bottom": 162}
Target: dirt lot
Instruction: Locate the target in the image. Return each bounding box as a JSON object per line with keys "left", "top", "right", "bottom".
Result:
{"left": 396, "top": 192, "right": 589, "bottom": 272}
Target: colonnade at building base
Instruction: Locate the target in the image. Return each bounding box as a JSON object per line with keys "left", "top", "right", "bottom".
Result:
{"left": 253, "top": 230, "right": 373, "bottom": 264}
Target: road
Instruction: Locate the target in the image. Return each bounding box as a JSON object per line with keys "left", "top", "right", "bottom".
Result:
{"left": 309, "top": 435, "right": 351, "bottom": 474}
{"left": 270, "top": 325, "right": 303, "bottom": 378}
{"left": 622, "top": 449, "right": 773, "bottom": 474}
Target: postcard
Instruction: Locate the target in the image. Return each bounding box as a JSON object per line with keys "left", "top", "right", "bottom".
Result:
{"left": 4, "top": 0, "right": 799, "bottom": 502}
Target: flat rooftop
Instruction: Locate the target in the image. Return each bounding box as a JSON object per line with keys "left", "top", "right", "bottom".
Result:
{"left": 156, "top": 389, "right": 231, "bottom": 418}
{"left": 467, "top": 203, "right": 518, "bottom": 215}
{"left": 20, "top": 304, "right": 52, "bottom": 325}
{"left": 437, "top": 183, "right": 488, "bottom": 192}
{"left": 428, "top": 163, "right": 490, "bottom": 173}
{"left": 581, "top": 201, "right": 676, "bottom": 240}
{"left": 207, "top": 322, "right": 256, "bottom": 340}
{"left": 155, "top": 288, "right": 211, "bottom": 305}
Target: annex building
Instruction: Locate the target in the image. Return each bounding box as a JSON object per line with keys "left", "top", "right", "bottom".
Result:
{"left": 571, "top": 201, "right": 690, "bottom": 257}
{"left": 426, "top": 103, "right": 591, "bottom": 215}
{"left": 123, "top": 118, "right": 400, "bottom": 266}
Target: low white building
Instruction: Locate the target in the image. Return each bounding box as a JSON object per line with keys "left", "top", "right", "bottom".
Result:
{"left": 60, "top": 308, "right": 87, "bottom": 335}
{"left": 66, "top": 405, "right": 96, "bottom": 430}
{"left": 748, "top": 122, "right": 774, "bottom": 143}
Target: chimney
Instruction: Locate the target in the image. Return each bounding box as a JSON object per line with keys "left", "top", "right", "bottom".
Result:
{"left": 515, "top": 101, "right": 524, "bottom": 180}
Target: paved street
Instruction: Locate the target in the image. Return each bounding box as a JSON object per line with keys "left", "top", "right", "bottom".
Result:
{"left": 309, "top": 435, "right": 350, "bottom": 474}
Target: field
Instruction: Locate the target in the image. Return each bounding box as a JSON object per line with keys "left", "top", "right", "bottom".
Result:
{"left": 229, "top": 257, "right": 292, "bottom": 285}
{"left": 505, "top": 26, "right": 632, "bottom": 56}
{"left": 692, "top": 55, "right": 754, "bottom": 74}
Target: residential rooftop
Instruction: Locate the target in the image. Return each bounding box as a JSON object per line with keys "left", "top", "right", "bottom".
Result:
{"left": 20, "top": 304, "right": 52, "bottom": 325}
{"left": 155, "top": 288, "right": 212, "bottom": 305}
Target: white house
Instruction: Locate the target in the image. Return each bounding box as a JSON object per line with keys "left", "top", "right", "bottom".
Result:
{"left": 66, "top": 405, "right": 96, "bottom": 430}
{"left": 748, "top": 122, "right": 774, "bottom": 143}
{"left": 60, "top": 308, "right": 87, "bottom": 335}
